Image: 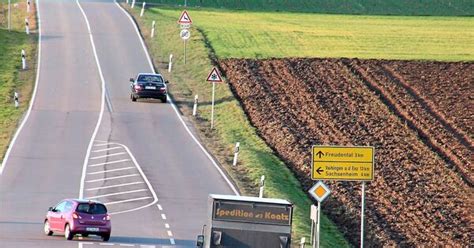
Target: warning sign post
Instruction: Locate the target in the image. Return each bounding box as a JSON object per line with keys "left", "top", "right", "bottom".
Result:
{"left": 206, "top": 67, "right": 223, "bottom": 129}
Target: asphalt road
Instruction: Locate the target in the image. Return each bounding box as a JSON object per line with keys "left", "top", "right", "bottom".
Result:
{"left": 0, "top": 0, "right": 236, "bottom": 247}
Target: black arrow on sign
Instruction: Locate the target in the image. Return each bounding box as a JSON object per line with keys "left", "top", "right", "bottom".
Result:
{"left": 316, "top": 151, "right": 324, "bottom": 158}
{"left": 316, "top": 167, "right": 324, "bottom": 175}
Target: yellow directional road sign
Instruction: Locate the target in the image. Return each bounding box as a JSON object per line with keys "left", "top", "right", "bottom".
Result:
{"left": 312, "top": 146, "right": 374, "bottom": 181}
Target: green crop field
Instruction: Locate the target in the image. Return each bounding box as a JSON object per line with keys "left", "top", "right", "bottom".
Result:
{"left": 144, "top": 0, "right": 474, "bottom": 16}
{"left": 153, "top": 8, "right": 474, "bottom": 61}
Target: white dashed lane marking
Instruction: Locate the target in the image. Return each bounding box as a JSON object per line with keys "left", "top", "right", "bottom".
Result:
{"left": 157, "top": 204, "right": 162, "bottom": 211}
{"left": 161, "top": 214, "right": 166, "bottom": 220}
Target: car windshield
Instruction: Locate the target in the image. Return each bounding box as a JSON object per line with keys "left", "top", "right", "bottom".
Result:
{"left": 76, "top": 203, "right": 107, "bottom": 214}
{"left": 137, "top": 75, "right": 163, "bottom": 83}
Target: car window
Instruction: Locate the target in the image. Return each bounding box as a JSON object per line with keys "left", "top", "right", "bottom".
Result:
{"left": 76, "top": 203, "right": 107, "bottom": 214}
{"left": 137, "top": 75, "right": 163, "bottom": 83}
{"left": 54, "top": 201, "right": 67, "bottom": 213}
{"left": 64, "top": 201, "right": 74, "bottom": 213}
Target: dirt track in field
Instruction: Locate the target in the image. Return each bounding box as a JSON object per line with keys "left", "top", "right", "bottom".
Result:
{"left": 219, "top": 58, "right": 473, "bottom": 246}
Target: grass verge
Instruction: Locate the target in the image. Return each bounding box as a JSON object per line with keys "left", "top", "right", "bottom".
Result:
{"left": 0, "top": 1, "right": 37, "bottom": 164}
{"left": 124, "top": 4, "right": 350, "bottom": 247}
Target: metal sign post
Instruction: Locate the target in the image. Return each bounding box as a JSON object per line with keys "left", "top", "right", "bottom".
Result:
{"left": 308, "top": 181, "right": 331, "bottom": 248}
{"left": 310, "top": 145, "right": 375, "bottom": 248}
{"left": 178, "top": 10, "right": 192, "bottom": 64}
{"left": 361, "top": 181, "right": 366, "bottom": 248}
{"left": 206, "top": 67, "right": 223, "bottom": 129}
{"left": 179, "top": 29, "right": 191, "bottom": 64}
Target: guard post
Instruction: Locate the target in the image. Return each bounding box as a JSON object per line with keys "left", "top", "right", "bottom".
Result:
{"left": 198, "top": 194, "right": 293, "bottom": 248}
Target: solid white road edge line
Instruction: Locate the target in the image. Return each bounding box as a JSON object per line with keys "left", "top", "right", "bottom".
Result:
{"left": 114, "top": 0, "right": 240, "bottom": 196}
{"left": 0, "top": 0, "right": 42, "bottom": 175}
{"left": 76, "top": 0, "right": 106, "bottom": 200}
{"left": 86, "top": 181, "right": 144, "bottom": 191}
{"left": 90, "top": 151, "right": 127, "bottom": 159}
{"left": 87, "top": 188, "right": 147, "bottom": 199}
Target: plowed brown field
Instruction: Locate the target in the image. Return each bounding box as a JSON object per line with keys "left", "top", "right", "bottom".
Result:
{"left": 220, "top": 58, "right": 473, "bottom": 246}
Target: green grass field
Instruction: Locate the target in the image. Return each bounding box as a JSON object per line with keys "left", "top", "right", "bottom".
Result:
{"left": 144, "top": 0, "right": 474, "bottom": 16}
{"left": 154, "top": 8, "right": 474, "bottom": 61}
{"left": 0, "top": 1, "right": 37, "bottom": 164}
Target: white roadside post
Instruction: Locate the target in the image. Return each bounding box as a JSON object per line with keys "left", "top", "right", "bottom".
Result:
{"left": 126, "top": 0, "right": 129, "bottom": 4}
{"left": 8, "top": 0, "right": 11, "bottom": 31}
{"left": 25, "top": 18, "right": 29, "bottom": 35}
{"left": 192, "top": 94, "right": 198, "bottom": 116}
{"left": 21, "top": 49, "right": 26, "bottom": 70}
{"left": 259, "top": 175, "right": 265, "bottom": 198}
{"left": 27, "top": 0, "right": 30, "bottom": 13}
{"left": 300, "top": 237, "right": 306, "bottom": 248}
{"left": 206, "top": 67, "right": 222, "bottom": 129}
{"left": 131, "top": 0, "right": 135, "bottom": 8}
{"left": 140, "top": 2, "right": 146, "bottom": 17}
{"left": 308, "top": 181, "right": 331, "bottom": 248}
{"left": 151, "top": 20, "right": 156, "bottom": 38}
{"left": 14, "top": 92, "right": 19, "bottom": 108}
{"left": 232, "top": 142, "right": 240, "bottom": 166}
{"left": 168, "top": 54, "right": 173, "bottom": 72}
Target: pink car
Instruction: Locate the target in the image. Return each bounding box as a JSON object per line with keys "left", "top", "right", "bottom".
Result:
{"left": 43, "top": 199, "right": 111, "bottom": 241}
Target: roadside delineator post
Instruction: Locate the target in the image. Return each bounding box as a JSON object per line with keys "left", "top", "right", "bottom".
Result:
{"left": 300, "top": 237, "right": 306, "bottom": 248}
{"left": 259, "top": 175, "right": 265, "bottom": 198}
{"left": 131, "top": 0, "right": 135, "bottom": 8}
{"left": 151, "top": 20, "right": 156, "bottom": 38}
{"left": 192, "top": 94, "right": 198, "bottom": 116}
{"left": 232, "top": 142, "right": 240, "bottom": 166}
{"left": 25, "top": 18, "right": 29, "bottom": 35}
{"left": 168, "top": 54, "right": 173, "bottom": 72}
{"left": 14, "top": 92, "right": 19, "bottom": 108}
{"left": 140, "top": 2, "right": 146, "bottom": 17}
{"left": 21, "top": 49, "right": 26, "bottom": 70}
{"left": 126, "top": 0, "right": 129, "bottom": 4}
{"left": 27, "top": 0, "right": 30, "bottom": 13}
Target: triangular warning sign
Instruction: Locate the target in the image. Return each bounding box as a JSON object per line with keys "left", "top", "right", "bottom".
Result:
{"left": 206, "top": 67, "right": 223, "bottom": 82}
{"left": 177, "top": 10, "right": 192, "bottom": 24}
